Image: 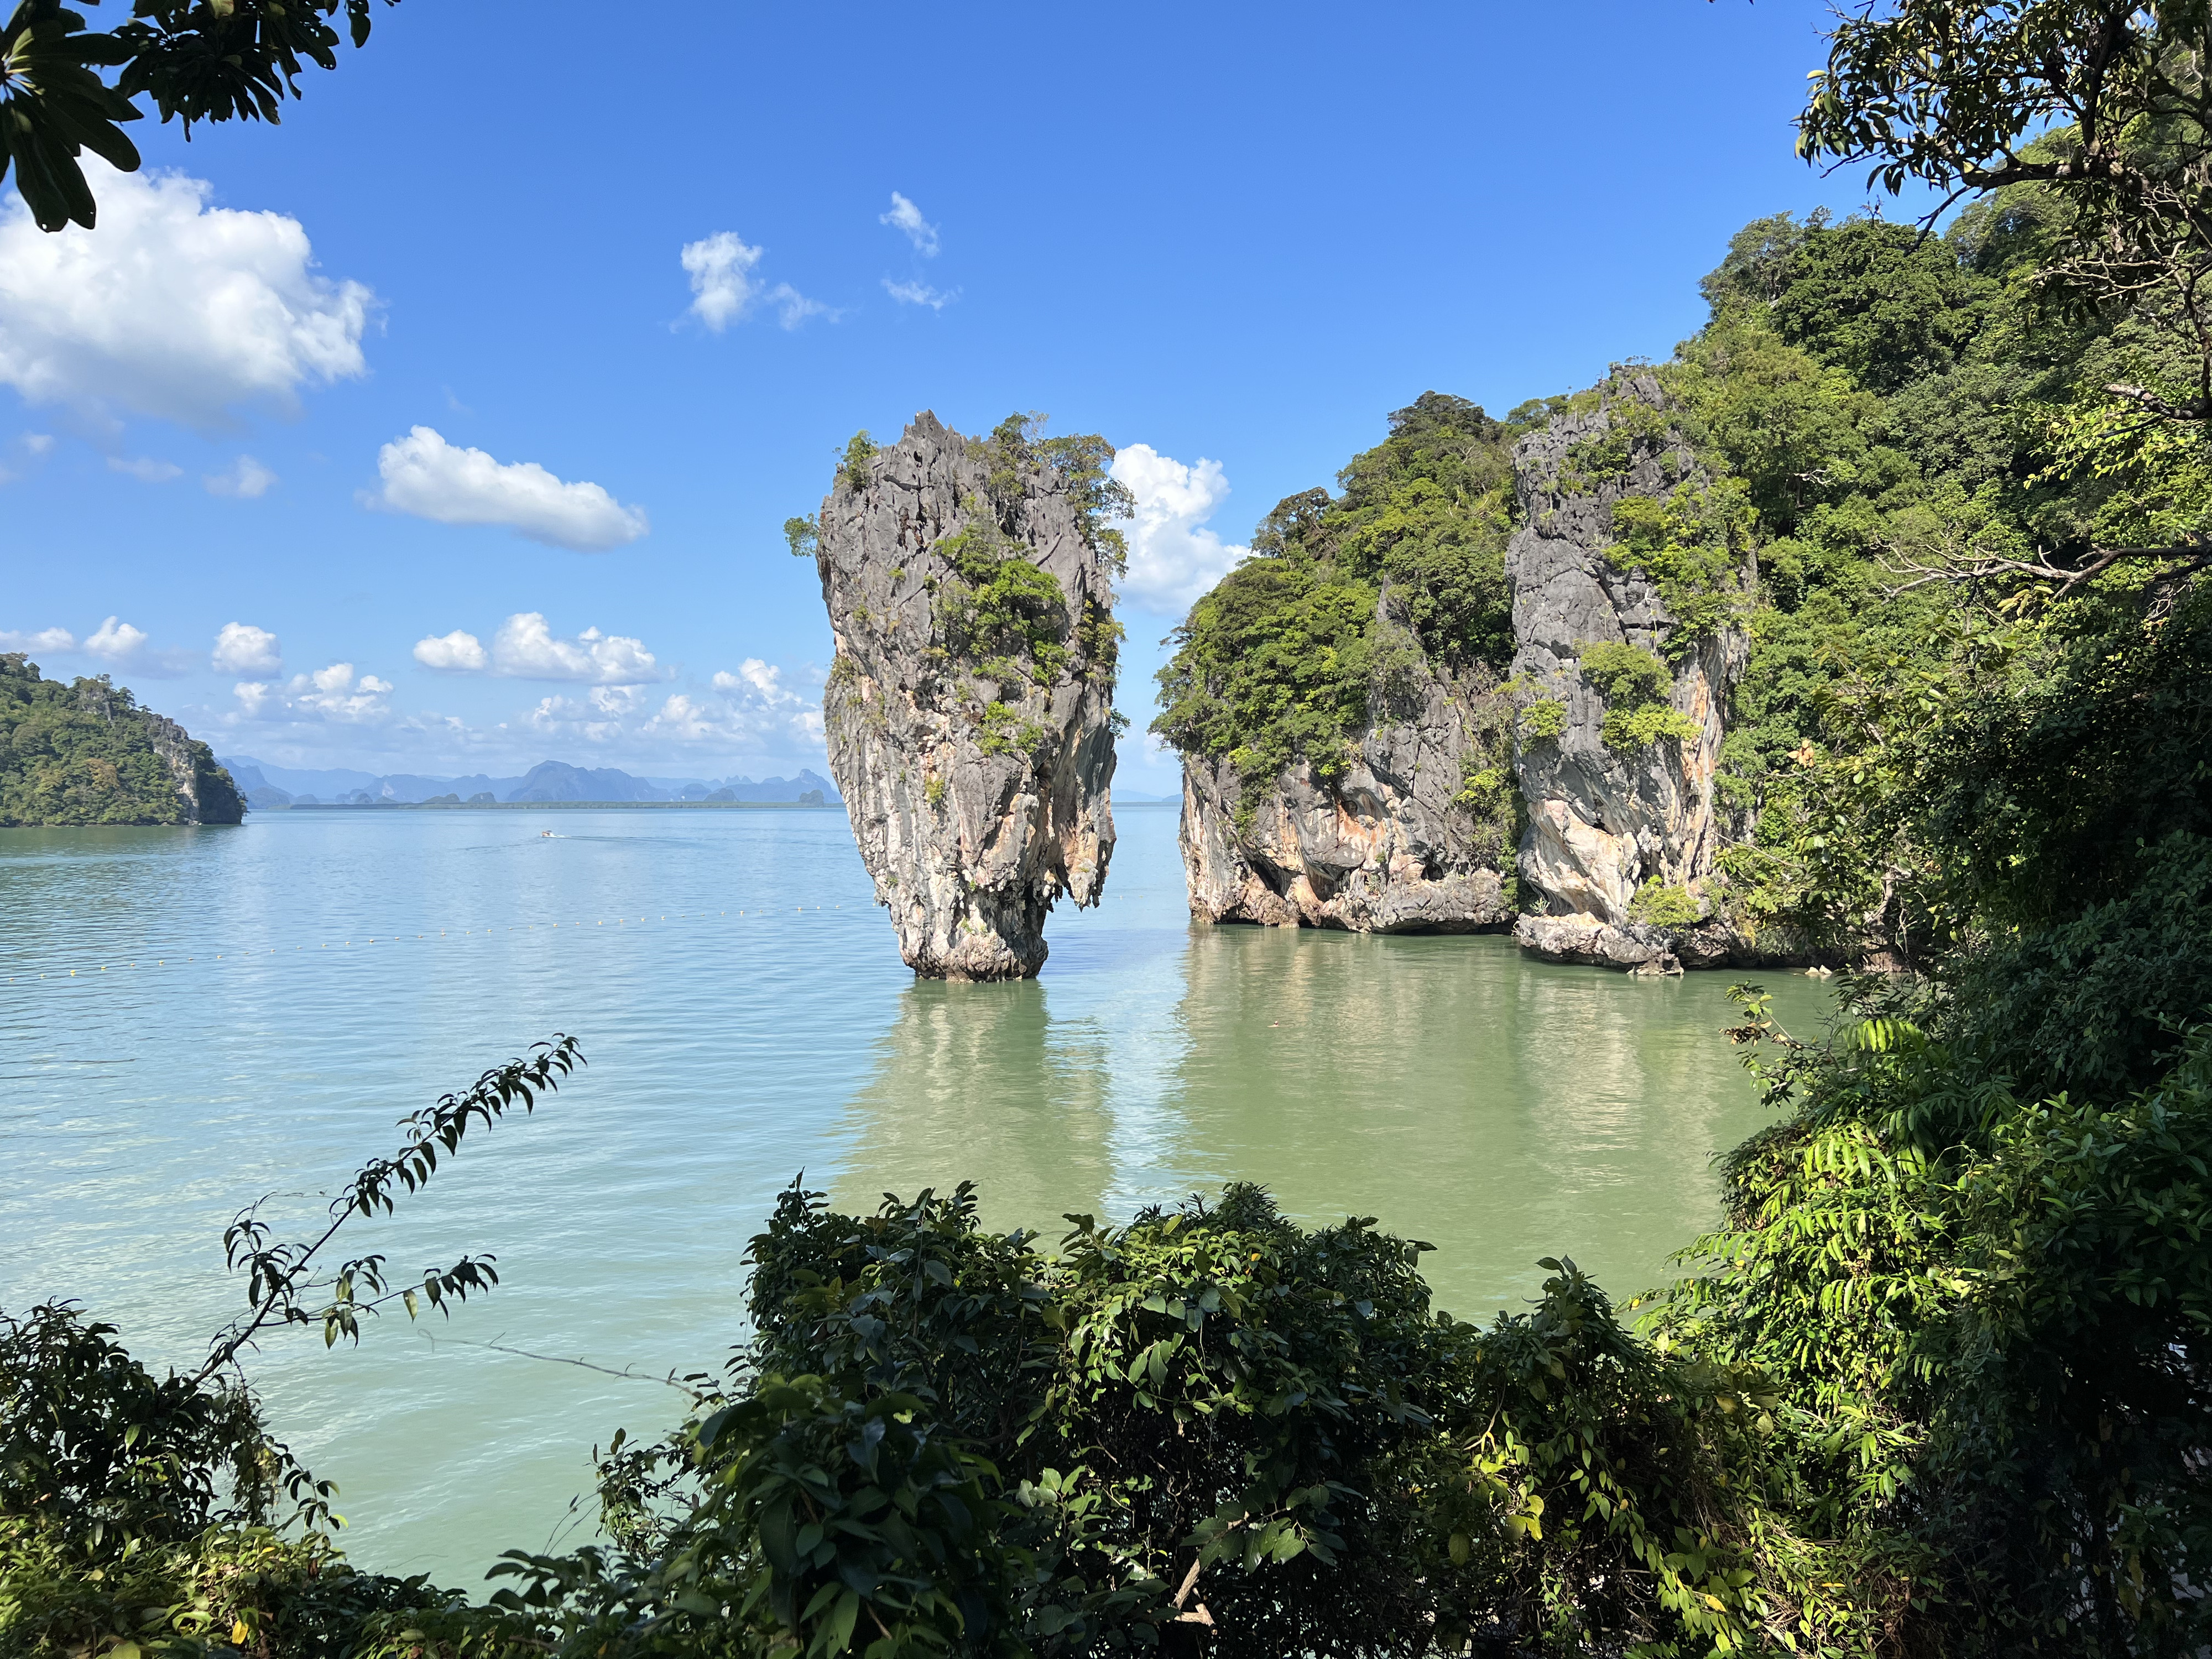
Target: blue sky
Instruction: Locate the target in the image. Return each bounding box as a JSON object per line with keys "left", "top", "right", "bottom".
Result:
{"left": 1, "top": 0, "right": 1905, "bottom": 795}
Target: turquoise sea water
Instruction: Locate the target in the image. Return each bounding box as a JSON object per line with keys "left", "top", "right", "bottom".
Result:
{"left": 0, "top": 804, "right": 1832, "bottom": 1580}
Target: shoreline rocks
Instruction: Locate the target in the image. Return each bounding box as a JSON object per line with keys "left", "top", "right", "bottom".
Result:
{"left": 1177, "top": 628, "right": 1514, "bottom": 933}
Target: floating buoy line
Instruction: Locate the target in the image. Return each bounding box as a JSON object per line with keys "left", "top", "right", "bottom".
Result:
{"left": 3, "top": 904, "right": 851, "bottom": 984}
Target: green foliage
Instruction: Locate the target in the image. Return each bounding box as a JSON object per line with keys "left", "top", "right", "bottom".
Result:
{"left": 1517, "top": 698, "right": 1566, "bottom": 741}
{"left": 936, "top": 520, "right": 1074, "bottom": 691}
{"left": 1626, "top": 878, "right": 1702, "bottom": 928}
{"left": 1575, "top": 641, "right": 1699, "bottom": 752}
{"left": 1153, "top": 393, "right": 1519, "bottom": 808}
{"left": 1605, "top": 481, "right": 1754, "bottom": 650}
{"left": 838, "top": 431, "right": 879, "bottom": 494}
{"left": 2, "top": 0, "right": 397, "bottom": 233}
{"left": 456, "top": 1183, "right": 1819, "bottom": 1659}
{"left": 785, "top": 515, "right": 819, "bottom": 558}
{"left": 0, "top": 655, "right": 242, "bottom": 827}
{"left": 1, "top": 1038, "right": 581, "bottom": 1659}
{"left": 1600, "top": 703, "right": 1702, "bottom": 751}
{"left": 1576, "top": 640, "right": 1670, "bottom": 706}
{"left": 978, "top": 413, "right": 1135, "bottom": 572}
{"left": 974, "top": 698, "right": 1049, "bottom": 761}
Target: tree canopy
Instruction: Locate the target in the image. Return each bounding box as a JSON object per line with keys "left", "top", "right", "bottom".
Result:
{"left": 1, "top": 0, "right": 394, "bottom": 232}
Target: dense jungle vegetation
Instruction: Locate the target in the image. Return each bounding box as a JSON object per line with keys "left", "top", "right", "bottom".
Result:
{"left": 10, "top": 2, "right": 2212, "bottom": 1655}
{"left": 0, "top": 654, "right": 242, "bottom": 827}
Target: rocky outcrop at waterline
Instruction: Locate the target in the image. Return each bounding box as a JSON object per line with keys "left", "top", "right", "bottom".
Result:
{"left": 811, "top": 414, "right": 1121, "bottom": 980}
{"left": 1179, "top": 627, "right": 1514, "bottom": 932}
{"left": 1159, "top": 376, "right": 1809, "bottom": 971}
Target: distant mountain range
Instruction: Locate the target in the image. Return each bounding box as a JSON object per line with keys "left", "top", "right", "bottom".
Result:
{"left": 220, "top": 756, "right": 841, "bottom": 810}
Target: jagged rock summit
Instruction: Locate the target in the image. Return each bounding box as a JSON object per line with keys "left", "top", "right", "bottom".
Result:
{"left": 812, "top": 413, "right": 1123, "bottom": 979}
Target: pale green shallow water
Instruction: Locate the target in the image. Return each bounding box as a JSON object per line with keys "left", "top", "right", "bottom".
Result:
{"left": 0, "top": 804, "right": 1830, "bottom": 1580}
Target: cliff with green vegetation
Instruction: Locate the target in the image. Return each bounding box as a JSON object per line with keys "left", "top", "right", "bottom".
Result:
{"left": 1157, "top": 182, "right": 2185, "bottom": 972}
{"left": 1156, "top": 393, "right": 1523, "bottom": 931}
{"left": 11, "top": 6, "right": 2212, "bottom": 1655}
{"left": 805, "top": 413, "right": 1128, "bottom": 979}
{"left": 0, "top": 655, "right": 243, "bottom": 828}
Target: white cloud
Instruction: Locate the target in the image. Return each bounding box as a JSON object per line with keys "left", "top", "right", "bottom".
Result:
{"left": 85, "top": 615, "right": 149, "bottom": 661}
{"left": 371, "top": 426, "right": 648, "bottom": 552}
{"left": 880, "top": 192, "right": 940, "bottom": 257}
{"left": 413, "top": 628, "right": 488, "bottom": 672}
{"left": 491, "top": 612, "right": 658, "bottom": 684}
{"left": 0, "top": 625, "right": 75, "bottom": 653}
{"left": 524, "top": 658, "right": 822, "bottom": 753}
{"left": 680, "top": 230, "right": 831, "bottom": 332}
{"left": 233, "top": 662, "right": 393, "bottom": 725}
{"left": 70, "top": 614, "right": 194, "bottom": 677}
{"left": 681, "top": 229, "right": 763, "bottom": 330}
{"left": 206, "top": 455, "right": 276, "bottom": 498}
{"left": 0, "top": 159, "right": 373, "bottom": 430}
{"left": 108, "top": 455, "right": 181, "bottom": 483}
{"left": 1108, "top": 444, "right": 1249, "bottom": 616}
{"left": 883, "top": 278, "right": 957, "bottom": 311}
{"left": 211, "top": 621, "right": 282, "bottom": 677}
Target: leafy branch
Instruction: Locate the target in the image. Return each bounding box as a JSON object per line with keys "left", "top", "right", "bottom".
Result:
{"left": 194, "top": 1035, "right": 583, "bottom": 1386}
{"left": 1, "top": 0, "right": 397, "bottom": 232}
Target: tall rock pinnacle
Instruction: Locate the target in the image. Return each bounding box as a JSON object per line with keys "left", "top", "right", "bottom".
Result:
{"left": 809, "top": 413, "right": 1125, "bottom": 979}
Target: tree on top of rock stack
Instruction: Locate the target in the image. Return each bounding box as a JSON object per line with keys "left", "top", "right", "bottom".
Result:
{"left": 801, "top": 412, "right": 1128, "bottom": 980}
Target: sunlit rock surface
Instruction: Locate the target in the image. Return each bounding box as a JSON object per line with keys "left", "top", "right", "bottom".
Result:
{"left": 1504, "top": 374, "right": 1756, "bottom": 973}
{"left": 814, "top": 413, "right": 1118, "bottom": 979}
{"left": 1178, "top": 624, "right": 1513, "bottom": 932}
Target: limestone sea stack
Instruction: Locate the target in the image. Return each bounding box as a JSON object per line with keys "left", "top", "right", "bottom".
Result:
{"left": 811, "top": 413, "right": 1123, "bottom": 979}
{"left": 1504, "top": 374, "right": 1753, "bottom": 973}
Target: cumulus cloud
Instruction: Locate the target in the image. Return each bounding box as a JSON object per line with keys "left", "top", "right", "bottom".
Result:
{"left": 880, "top": 192, "right": 940, "bottom": 257}
{"left": 413, "top": 628, "right": 488, "bottom": 672}
{"left": 205, "top": 455, "right": 276, "bottom": 498}
{"left": 232, "top": 662, "right": 393, "bottom": 724}
{"left": 0, "top": 625, "right": 75, "bottom": 653}
{"left": 73, "top": 614, "right": 196, "bottom": 677}
{"left": 0, "top": 160, "right": 373, "bottom": 430}
{"left": 85, "top": 615, "right": 149, "bottom": 661}
{"left": 883, "top": 278, "right": 957, "bottom": 311}
{"left": 680, "top": 230, "right": 831, "bottom": 332}
{"left": 108, "top": 455, "right": 181, "bottom": 483}
{"left": 525, "top": 659, "right": 822, "bottom": 753}
{"left": 1108, "top": 444, "right": 1249, "bottom": 616}
{"left": 371, "top": 426, "right": 648, "bottom": 552}
{"left": 490, "top": 613, "right": 658, "bottom": 682}
{"left": 211, "top": 621, "right": 282, "bottom": 677}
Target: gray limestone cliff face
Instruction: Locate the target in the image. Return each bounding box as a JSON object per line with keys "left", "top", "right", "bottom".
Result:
{"left": 815, "top": 414, "right": 1117, "bottom": 980}
{"left": 144, "top": 716, "right": 244, "bottom": 825}
{"left": 1504, "top": 375, "right": 1751, "bottom": 973}
{"left": 1179, "top": 613, "right": 1514, "bottom": 932}
{"left": 72, "top": 681, "right": 243, "bottom": 825}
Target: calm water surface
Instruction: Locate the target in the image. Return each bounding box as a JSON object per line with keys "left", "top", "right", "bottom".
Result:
{"left": 0, "top": 804, "right": 1830, "bottom": 1579}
